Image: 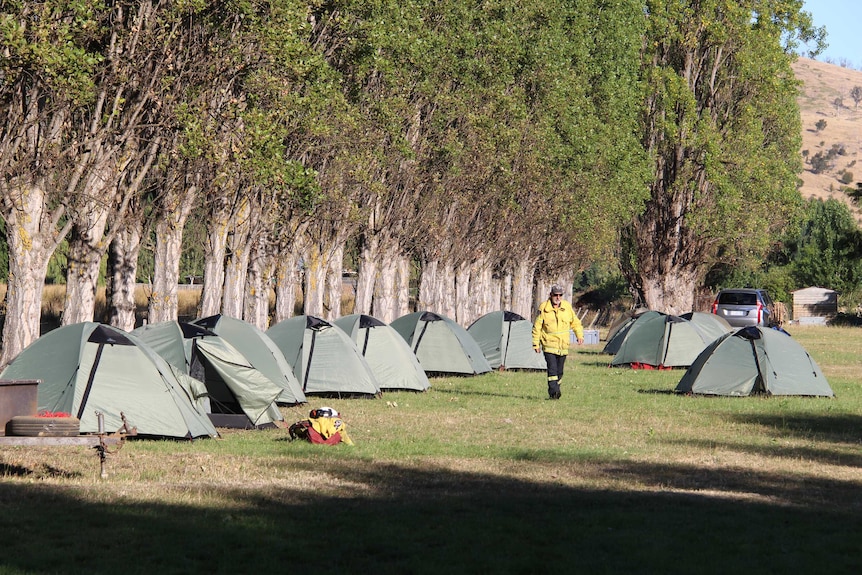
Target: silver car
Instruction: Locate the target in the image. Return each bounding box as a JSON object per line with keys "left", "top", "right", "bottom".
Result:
{"left": 711, "top": 288, "right": 776, "bottom": 328}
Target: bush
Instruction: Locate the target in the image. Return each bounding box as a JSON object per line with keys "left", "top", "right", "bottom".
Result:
{"left": 809, "top": 151, "right": 830, "bottom": 174}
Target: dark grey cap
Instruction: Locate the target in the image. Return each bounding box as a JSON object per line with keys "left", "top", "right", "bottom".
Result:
{"left": 550, "top": 284, "right": 564, "bottom": 295}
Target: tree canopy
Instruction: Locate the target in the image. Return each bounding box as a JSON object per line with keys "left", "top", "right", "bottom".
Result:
{"left": 0, "top": 0, "right": 836, "bottom": 362}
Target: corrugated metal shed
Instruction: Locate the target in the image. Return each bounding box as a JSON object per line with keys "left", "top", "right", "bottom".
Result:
{"left": 791, "top": 287, "right": 838, "bottom": 320}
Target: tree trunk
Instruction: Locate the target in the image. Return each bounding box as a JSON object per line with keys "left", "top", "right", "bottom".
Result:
{"left": 0, "top": 180, "right": 70, "bottom": 366}
{"left": 61, "top": 130, "right": 147, "bottom": 325}
{"left": 199, "top": 211, "right": 229, "bottom": 318}
{"left": 61, "top": 210, "right": 111, "bottom": 325}
{"left": 222, "top": 198, "right": 252, "bottom": 319}
{"left": 639, "top": 269, "right": 698, "bottom": 316}
{"left": 454, "top": 260, "right": 471, "bottom": 325}
{"left": 243, "top": 234, "right": 272, "bottom": 330}
{"left": 149, "top": 217, "right": 183, "bottom": 323}
{"left": 396, "top": 255, "right": 411, "bottom": 317}
{"left": 487, "top": 273, "right": 502, "bottom": 316}
{"left": 372, "top": 249, "right": 398, "bottom": 323}
{"left": 223, "top": 247, "right": 250, "bottom": 319}
{"left": 419, "top": 258, "right": 456, "bottom": 317}
{"left": 417, "top": 259, "right": 436, "bottom": 312}
{"left": 273, "top": 232, "right": 305, "bottom": 322}
{"left": 511, "top": 259, "right": 535, "bottom": 319}
{"left": 105, "top": 221, "right": 143, "bottom": 330}
{"left": 499, "top": 272, "right": 512, "bottom": 314}
{"left": 149, "top": 180, "right": 198, "bottom": 324}
{"left": 303, "top": 242, "right": 327, "bottom": 317}
{"left": 325, "top": 244, "right": 344, "bottom": 320}
{"left": 354, "top": 234, "right": 378, "bottom": 316}
{"left": 622, "top": 184, "right": 704, "bottom": 315}
{"left": 471, "top": 259, "right": 496, "bottom": 321}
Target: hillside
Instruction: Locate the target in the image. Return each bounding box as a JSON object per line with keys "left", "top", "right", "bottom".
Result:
{"left": 792, "top": 57, "right": 862, "bottom": 221}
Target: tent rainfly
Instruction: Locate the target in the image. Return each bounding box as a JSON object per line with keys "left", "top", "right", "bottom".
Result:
{"left": 603, "top": 311, "right": 646, "bottom": 355}
{"left": 609, "top": 310, "right": 724, "bottom": 369}
{"left": 333, "top": 314, "right": 431, "bottom": 392}
{"left": 467, "top": 310, "right": 546, "bottom": 370}
{"left": 676, "top": 325, "right": 833, "bottom": 397}
{"left": 679, "top": 311, "right": 733, "bottom": 342}
{"left": 266, "top": 315, "right": 381, "bottom": 397}
{"left": 0, "top": 323, "right": 218, "bottom": 439}
{"left": 133, "top": 321, "right": 283, "bottom": 429}
{"left": 192, "top": 314, "right": 306, "bottom": 405}
{"left": 390, "top": 311, "right": 492, "bottom": 375}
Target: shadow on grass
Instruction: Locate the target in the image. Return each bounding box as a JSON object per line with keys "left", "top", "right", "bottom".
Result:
{"left": 729, "top": 412, "right": 862, "bottom": 445}
{"left": 1, "top": 456, "right": 860, "bottom": 574}
{"left": 665, "top": 438, "right": 862, "bottom": 468}
{"left": 0, "top": 462, "right": 82, "bottom": 479}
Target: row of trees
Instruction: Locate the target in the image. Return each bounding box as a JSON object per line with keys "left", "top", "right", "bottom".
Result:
{"left": 0, "top": 0, "right": 823, "bottom": 366}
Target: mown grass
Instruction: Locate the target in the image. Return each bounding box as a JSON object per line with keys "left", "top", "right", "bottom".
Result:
{"left": 0, "top": 326, "right": 860, "bottom": 574}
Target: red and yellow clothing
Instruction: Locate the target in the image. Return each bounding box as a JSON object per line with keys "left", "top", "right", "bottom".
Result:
{"left": 532, "top": 299, "right": 583, "bottom": 355}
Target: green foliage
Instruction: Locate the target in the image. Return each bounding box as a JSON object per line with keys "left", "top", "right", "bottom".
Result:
{"left": 136, "top": 245, "right": 154, "bottom": 284}
{"left": 785, "top": 199, "right": 862, "bottom": 294}
{"left": 840, "top": 171, "right": 854, "bottom": 184}
{"left": 707, "top": 263, "right": 795, "bottom": 304}
{"left": 0, "top": 0, "right": 105, "bottom": 106}
{"left": 709, "top": 198, "right": 862, "bottom": 304}
{"left": 815, "top": 118, "right": 827, "bottom": 132}
{"left": 46, "top": 241, "right": 68, "bottom": 284}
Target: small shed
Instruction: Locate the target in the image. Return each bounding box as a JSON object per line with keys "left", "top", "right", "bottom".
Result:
{"left": 791, "top": 287, "right": 838, "bottom": 321}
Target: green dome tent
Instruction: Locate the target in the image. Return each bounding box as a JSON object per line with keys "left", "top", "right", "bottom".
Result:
{"left": 467, "top": 310, "right": 546, "bottom": 370}
{"left": 266, "top": 315, "right": 381, "bottom": 397}
{"left": 609, "top": 311, "right": 723, "bottom": 369}
{"left": 679, "top": 311, "right": 733, "bottom": 342}
{"left": 134, "top": 321, "right": 283, "bottom": 429}
{"left": 0, "top": 323, "right": 218, "bottom": 439}
{"left": 333, "top": 314, "right": 430, "bottom": 392}
{"left": 676, "top": 326, "right": 833, "bottom": 397}
{"left": 192, "top": 314, "right": 306, "bottom": 405}
{"left": 390, "top": 311, "right": 492, "bottom": 375}
{"left": 603, "top": 311, "right": 646, "bottom": 355}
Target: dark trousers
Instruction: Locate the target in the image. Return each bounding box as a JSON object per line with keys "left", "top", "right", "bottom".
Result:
{"left": 543, "top": 352, "right": 567, "bottom": 397}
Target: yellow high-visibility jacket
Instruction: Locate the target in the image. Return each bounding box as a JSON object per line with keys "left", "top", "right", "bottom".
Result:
{"left": 310, "top": 416, "right": 354, "bottom": 445}
{"left": 532, "top": 299, "right": 583, "bottom": 355}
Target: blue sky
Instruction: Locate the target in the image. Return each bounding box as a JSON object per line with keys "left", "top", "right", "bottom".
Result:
{"left": 803, "top": 1, "right": 862, "bottom": 67}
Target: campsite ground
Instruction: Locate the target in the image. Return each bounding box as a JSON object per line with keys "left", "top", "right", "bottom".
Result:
{"left": 0, "top": 325, "right": 859, "bottom": 574}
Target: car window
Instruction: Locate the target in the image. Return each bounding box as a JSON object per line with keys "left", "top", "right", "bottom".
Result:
{"left": 760, "top": 292, "right": 773, "bottom": 306}
{"left": 718, "top": 292, "right": 756, "bottom": 305}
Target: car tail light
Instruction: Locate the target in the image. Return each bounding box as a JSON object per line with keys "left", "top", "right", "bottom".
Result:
{"left": 711, "top": 299, "right": 718, "bottom": 314}
{"left": 757, "top": 302, "right": 763, "bottom": 324}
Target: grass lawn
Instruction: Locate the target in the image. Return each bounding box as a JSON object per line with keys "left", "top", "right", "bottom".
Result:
{"left": 1, "top": 325, "right": 860, "bottom": 574}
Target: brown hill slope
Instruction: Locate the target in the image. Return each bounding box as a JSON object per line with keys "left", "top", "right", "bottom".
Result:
{"left": 792, "top": 57, "right": 862, "bottom": 221}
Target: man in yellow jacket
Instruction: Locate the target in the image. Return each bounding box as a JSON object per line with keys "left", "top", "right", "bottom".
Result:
{"left": 532, "top": 284, "right": 584, "bottom": 400}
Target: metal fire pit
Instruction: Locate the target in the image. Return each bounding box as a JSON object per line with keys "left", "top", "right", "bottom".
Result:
{"left": 0, "top": 379, "right": 39, "bottom": 435}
